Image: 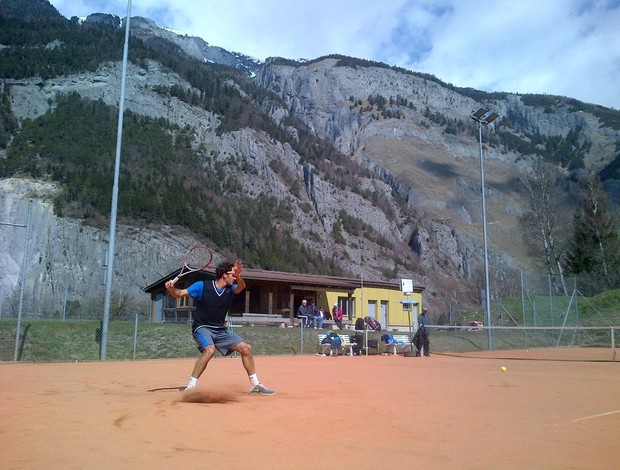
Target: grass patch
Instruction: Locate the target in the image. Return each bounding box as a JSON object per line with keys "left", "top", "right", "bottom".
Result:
{"left": 0, "top": 320, "right": 340, "bottom": 362}
{"left": 1, "top": 296, "right": 618, "bottom": 364}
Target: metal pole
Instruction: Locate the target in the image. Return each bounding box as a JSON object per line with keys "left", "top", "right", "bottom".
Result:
{"left": 62, "top": 286, "right": 67, "bottom": 321}
{"left": 574, "top": 277, "right": 579, "bottom": 346}
{"left": 101, "top": 0, "right": 132, "bottom": 359}
{"left": 520, "top": 269, "right": 527, "bottom": 347}
{"left": 478, "top": 123, "right": 493, "bottom": 350}
{"left": 14, "top": 199, "right": 33, "bottom": 361}
{"left": 361, "top": 273, "right": 368, "bottom": 355}
{"left": 548, "top": 274, "right": 553, "bottom": 325}
{"left": 299, "top": 317, "right": 305, "bottom": 354}
{"left": 133, "top": 313, "right": 138, "bottom": 359}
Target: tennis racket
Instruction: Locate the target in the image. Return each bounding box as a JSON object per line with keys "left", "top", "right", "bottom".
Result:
{"left": 170, "top": 245, "right": 213, "bottom": 285}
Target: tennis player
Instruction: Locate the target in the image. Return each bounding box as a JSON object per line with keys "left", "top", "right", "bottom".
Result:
{"left": 165, "top": 260, "right": 275, "bottom": 395}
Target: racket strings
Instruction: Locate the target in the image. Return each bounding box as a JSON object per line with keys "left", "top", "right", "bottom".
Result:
{"left": 185, "top": 247, "right": 212, "bottom": 270}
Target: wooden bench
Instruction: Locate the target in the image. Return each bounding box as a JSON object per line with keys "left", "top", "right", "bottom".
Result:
{"left": 321, "top": 319, "right": 354, "bottom": 329}
{"left": 382, "top": 334, "right": 412, "bottom": 355}
{"left": 230, "top": 313, "right": 289, "bottom": 327}
{"left": 317, "top": 333, "right": 358, "bottom": 356}
{"left": 297, "top": 319, "right": 354, "bottom": 329}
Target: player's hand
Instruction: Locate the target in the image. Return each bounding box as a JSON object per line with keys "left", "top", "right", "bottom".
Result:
{"left": 233, "top": 260, "right": 244, "bottom": 276}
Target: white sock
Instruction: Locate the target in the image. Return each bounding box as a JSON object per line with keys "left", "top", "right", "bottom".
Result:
{"left": 186, "top": 376, "right": 198, "bottom": 389}
{"left": 248, "top": 373, "right": 260, "bottom": 387}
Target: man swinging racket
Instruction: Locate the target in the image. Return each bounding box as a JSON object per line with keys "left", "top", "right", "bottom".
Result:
{"left": 165, "top": 259, "right": 275, "bottom": 395}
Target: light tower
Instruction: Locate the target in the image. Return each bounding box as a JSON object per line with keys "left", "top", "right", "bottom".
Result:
{"left": 470, "top": 107, "right": 498, "bottom": 350}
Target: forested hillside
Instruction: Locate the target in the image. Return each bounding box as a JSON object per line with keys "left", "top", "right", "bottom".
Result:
{"left": 1, "top": 0, "right": 620, "bottom": 317}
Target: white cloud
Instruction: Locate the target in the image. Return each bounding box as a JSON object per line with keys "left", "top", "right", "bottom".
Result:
{"left": 48, "top": 0, "right": 620, "bottom": 109}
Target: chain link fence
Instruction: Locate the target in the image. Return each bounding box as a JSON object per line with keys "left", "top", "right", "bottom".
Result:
{"left": 1, "top": 318, "right": 617, "bottom": 363}
{"left": 1, "top": 273, "right": 619, "bottom": 363}
{"left": 436, "top": 272, "right": 620, "bottom": 329}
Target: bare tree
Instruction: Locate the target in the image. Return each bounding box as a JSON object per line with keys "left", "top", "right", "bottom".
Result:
{"left": 566, "top": 175, "right": 620, "bottom": 289}
{"left": 519, "top": 158, "right": 570, "bottom": 295}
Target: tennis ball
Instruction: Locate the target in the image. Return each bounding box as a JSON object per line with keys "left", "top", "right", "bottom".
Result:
{"left": 500, "top": 366, "right": 507, "bottom": 372}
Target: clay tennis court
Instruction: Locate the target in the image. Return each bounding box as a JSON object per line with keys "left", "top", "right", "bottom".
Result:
{"left": 1, "top": 349, "right": 618, "bottom": 469}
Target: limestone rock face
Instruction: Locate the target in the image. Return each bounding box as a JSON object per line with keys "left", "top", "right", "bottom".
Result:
{"left": 256, "top": 58, "right": 618, "bottom": 173}
{"left": 2, "top": 30, "right": 619, "bottom": 316}
{"left": 0, "top": 178, "right": 197, "bottom": 315}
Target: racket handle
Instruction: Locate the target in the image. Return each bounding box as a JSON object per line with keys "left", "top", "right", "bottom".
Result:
{"left": 171, "top": 275, "right": 180, "bottom": 286}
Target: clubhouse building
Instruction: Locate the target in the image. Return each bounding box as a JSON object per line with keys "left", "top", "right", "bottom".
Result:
{"left": 144, "top": 268, "right": 424, "bottom": 330}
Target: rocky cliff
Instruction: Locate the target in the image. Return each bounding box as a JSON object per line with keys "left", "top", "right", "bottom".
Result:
{"left": 1, "top": 10, "right": 619, "bottom": 318}
{"left": 0, "top": 178, "right": 199, "bottom": 316}
{"left": 1, "top": 58, "right": 413, "bottom": 315}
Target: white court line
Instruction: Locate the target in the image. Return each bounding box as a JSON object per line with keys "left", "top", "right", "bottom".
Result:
{"left": 573, "top": 410, "right": 620, "bottom": 423}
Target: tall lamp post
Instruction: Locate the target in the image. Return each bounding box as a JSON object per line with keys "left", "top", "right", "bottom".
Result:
{"left": 470, "top": 107, "right": 498, "bottom": 350}
{"left": 101, "top": 0, "right": 132, "bottom": 359}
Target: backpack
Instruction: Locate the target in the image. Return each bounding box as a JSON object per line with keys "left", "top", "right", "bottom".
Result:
{"left": 364, "top": 316, "right": 381, "bottom": 331}
{"left": 381, "top": 334, "right": 394, "bottom": 344}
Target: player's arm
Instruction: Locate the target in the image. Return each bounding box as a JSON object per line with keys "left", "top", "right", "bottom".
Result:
{"left": 165, "top": 279, "right": 189, "bottom": 298}
{"left": 232, "top": 260, "right": 246, "bottom": 294}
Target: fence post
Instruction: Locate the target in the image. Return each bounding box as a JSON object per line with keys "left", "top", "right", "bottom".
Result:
{"left": 299, "top": 316, "right": 306, "bottom": 354}
{"left": 133, "top": 314, "right": 138, "bottom": 360}
{"left": 13, "top": 199, "right": 33, "bottom": 361}
{"left": 95, "top": 320, "right": 103, "bottom": 358}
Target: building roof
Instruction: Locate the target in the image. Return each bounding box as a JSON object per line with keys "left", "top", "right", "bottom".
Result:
{"left": 143, "top": 267, "right": 424, "bottom": 294}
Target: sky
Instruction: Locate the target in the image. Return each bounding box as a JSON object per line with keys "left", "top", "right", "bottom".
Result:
{"left": 48, "top": 0, "right": 620, "bottom": 110}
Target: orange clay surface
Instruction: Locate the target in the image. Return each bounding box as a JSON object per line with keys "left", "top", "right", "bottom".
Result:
{"left": 1, "top": 349, "right": 619, "bottom": 469}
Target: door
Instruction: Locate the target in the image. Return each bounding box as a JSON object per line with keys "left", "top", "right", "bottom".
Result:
{"left": 154, "top": 292, "right": 163, "bottom": 323}
{"left": 367, "top": 300, "right": 377, "bottom": 319}
{"left": 380, "top": 301, "right": 388, "bottom": 328}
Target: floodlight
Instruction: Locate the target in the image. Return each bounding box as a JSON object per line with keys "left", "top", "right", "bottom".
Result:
{"left": 470, "top": 107, "right": 487, "bottom": 120}
{"left": 481, "top": 111, "right": 499, "bottom": 124}
{"left": 470, "top": 106, "right": 499, "bottom": 350}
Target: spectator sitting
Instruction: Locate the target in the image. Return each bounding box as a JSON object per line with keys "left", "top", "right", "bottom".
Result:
{"left": 381, "top": 333, "right": 411, "bottom": 355}
{"left": 296, "top": 299, "right": 310, "bottom": 328}
{"left": 313, "top": 307, "right": 325, "bottom": 329}
{"left": 350, "top": 333, "right": 363, "bottom": 355}
{"left": 332, "top": 303, "right": 344, "bottom": 329}
{"left": 308, "top": 301, "right": 318, "bottom": 328}
{"left": 320, "top": 331, "right": 343, "bottom": 356}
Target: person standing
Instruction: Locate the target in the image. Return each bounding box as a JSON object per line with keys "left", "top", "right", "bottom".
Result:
{"left": 165, "top": 260, "right": 275, "bottom": 394}
{"left": 332, "top": 303, "right": 344, "bottom": 329}
{"left": 417, "top": 308, "right": 431, "bottom": 356}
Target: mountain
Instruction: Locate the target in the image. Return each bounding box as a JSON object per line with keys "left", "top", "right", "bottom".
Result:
{"left": 80, "top": 13, "right": 261, "bottom": 77}
{"left": 1, "top": 0, "right": 619, "bottom": 319}
{"left": 0, "top": 0, "right": 61, "bottom": 20}
{"left": 127, "top": 16, "right": 260, "bottom": 77}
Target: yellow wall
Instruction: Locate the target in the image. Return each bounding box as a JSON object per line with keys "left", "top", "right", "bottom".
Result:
{"left": 326, "top": 287, "right": 422, "bottom": 328}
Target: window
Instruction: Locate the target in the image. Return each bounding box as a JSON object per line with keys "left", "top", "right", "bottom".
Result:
{"left": 337, "top": 297, "right": 354, "bottom": 320}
